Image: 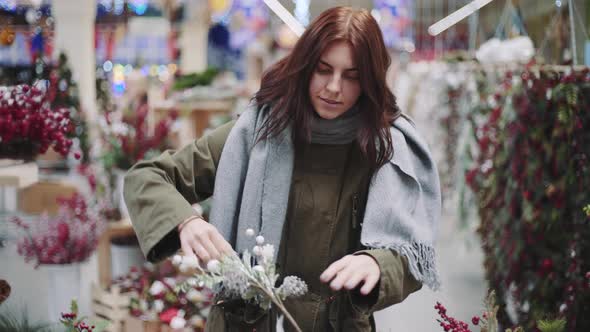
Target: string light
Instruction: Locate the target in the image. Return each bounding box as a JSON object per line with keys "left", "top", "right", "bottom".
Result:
{"left": 103, "top": 60, "right": 113, "bottom": 72}
{"left": 129, "top": 0, "right": 148, "bottom": 15}
{"left": 114, "top": 0, "right": 125, "bottom": 15}
{"left": 0, "top": 0, "right": 17, "bottom": 11}
{"left": 124, "top": 64, "right": 133, "bottom": 75}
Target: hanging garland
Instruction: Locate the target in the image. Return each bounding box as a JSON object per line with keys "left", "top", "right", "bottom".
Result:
{"left": 466, "top": 66, "right": 590, "bottom": 331}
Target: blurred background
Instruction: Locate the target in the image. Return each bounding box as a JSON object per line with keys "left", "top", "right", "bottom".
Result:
{"left": 1, "top": 0, "right": 589, "bottom": 331}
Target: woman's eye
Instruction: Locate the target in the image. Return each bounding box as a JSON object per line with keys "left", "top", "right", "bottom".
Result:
{"left": 316, "top": 67, "right": 331, "bottom": 74}
{"left": 344, "top": 74, "right": 359, "bottom": 80}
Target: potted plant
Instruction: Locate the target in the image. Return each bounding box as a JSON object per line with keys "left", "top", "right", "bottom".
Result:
{"left": 10, "top": 193, "right": 105, "bottom": 322}
{"left": 0, "top": 84, "right": 78, "bottom": 161}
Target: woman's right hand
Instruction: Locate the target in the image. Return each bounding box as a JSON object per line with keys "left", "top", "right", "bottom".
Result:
{"left": 178, "top": 217, "right": 234, "bottom": 264}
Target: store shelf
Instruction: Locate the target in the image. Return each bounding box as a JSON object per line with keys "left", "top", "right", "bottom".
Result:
{"left": 154, "top": 97, "right": 236, "bottom": 144}
{"left": 0, "top": 161, "right": 38, "bottom": 188}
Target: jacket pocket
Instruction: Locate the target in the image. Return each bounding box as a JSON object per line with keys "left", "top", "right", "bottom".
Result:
{"left": 207, "top": 298, "right": 275, "bottom": 332}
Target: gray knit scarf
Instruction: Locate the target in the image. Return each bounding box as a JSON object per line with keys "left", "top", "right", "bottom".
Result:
{"left": 310, "top": 105, "right": 361, "bottom": 144}
{"left": 208, "top": 104, "right": 442, "bottom": 290}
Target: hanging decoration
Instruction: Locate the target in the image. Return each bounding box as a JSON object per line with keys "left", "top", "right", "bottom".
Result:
{"left": 23, "top": 3, "right": 53, "bottom": 63}
{"left": 208, "top": 23, "right": 231, "bottom": 50}
{"left": 227, "top": 0, "right": 269, "bottom": 50}
{"left": 128, "top": 0, "right": 149, "bottom": 15}
{"left": 372, "top": 0, "right": 414, "bottom": 50}
{"left": 209, "top": 0, "right": 234, "bottom": 22}
{"left": 0, "top": 0, "right": 16, "bottom": 11}
{"left": 167, "top": 28, "right": 179, "bottom": 61}
{"left": 0, "top": 26, "right": 15, "bottom": 46}
{"left": 28, "top": 27, "right": 44, "bottom": 60}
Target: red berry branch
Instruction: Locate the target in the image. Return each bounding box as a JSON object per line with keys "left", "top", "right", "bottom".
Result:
{"left": 435, "top": 302, "right": 473, "bottom": 332}
{"left": 60, "top": 299, "right": 106, "bottom": 332}
{"left": 11, "top": 193, "right": 104, "bottom": 266}
{"left": 101, "top": 103, "right": 178, "bottom": 170}
{"left": 465, "top": 66, "right": 590, "bottom": 330}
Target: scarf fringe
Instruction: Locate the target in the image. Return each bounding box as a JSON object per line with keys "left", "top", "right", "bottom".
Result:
{"left": 366, "top": 241, "right": 441, "bottom": 291}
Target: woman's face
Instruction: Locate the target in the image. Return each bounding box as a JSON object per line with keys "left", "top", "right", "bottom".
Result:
{"left": 309, "top": 40, "right": 361, "bottom": 120}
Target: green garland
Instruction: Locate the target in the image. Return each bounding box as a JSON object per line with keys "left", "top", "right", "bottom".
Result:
{"left": 172, "top": 68, "right": 219, "bottom": 91}
{"left": 466, "top": 67, "right": 590, "bottom": 331}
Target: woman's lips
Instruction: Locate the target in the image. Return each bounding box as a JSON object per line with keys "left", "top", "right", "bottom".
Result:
{"left": 319, "top": 97, "right": 341, "bottom": 105}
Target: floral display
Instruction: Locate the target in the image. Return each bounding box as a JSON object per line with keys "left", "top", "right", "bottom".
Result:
{"left": 465, "top": 66, "right": 590, "bottom": 330}
{"left": 112, "top": 260, "right": 213, "bottom": 331}
{"left": 60, "top": 299, "right": 108, "bottom": 332}
{"left": 76, "top": 162, "right": 120, "bottom": 222}
{"left": 435, "top": 291, "right": 567, "bottom": 332}
{"left": 175, "top": 229, "right": 308, "bottom": 332}
{"left": 0, "top": 84, "right": 76, "bottom": 160}
{"left": 100, "top": 102, "right": 178, "bottom": 170}
{"left": 11, "top": 193, "right": 104, "bottom": 266}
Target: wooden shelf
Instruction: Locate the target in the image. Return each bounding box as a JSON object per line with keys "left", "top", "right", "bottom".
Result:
{"left": 154, "top": 98, "right": 236, "bottom": 145}
{"left": 0, "top": 161, "right": 38, "bottom": 188}
{"left": 154, "top": 98, "right": 236, "bottom": 113}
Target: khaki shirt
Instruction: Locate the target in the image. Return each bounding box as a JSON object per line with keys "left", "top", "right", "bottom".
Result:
{"left": 124, "top": 121, "right": 422, "bottom": 331}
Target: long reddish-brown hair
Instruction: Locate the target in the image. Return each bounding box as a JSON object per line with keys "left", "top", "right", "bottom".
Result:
{"left": 254, "top": 6, "right": 401, "bottom": 170}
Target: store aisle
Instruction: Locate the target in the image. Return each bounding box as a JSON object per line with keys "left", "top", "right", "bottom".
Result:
{"left": 374, "top": 215, "right": 487, "bottom": 332}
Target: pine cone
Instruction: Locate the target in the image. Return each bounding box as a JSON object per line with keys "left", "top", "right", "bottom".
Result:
{"left": 0, "top": 279, "right": 11, "bottom": 305}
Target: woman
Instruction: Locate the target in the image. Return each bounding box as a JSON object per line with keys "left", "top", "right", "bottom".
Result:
{"left": 124, "top": 6, "right": 441, "bottom": 331}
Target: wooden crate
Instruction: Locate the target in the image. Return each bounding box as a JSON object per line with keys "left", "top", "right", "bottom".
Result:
{"left": 91, "top": 284, "right": 133, "bottom": 332}
{"left": 97, "top": 219, "right": 137, "bottom": 288}
{"left": 18, "top": 179, "right": 77, "bottom": 216}
{"left": 0, "top": 161, "right": 38, "bottom": 188}
{"left": 124, "top": 316, "right": 183, "bottom": 332}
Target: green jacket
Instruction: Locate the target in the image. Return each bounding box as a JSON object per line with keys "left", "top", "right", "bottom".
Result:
{"left": 124, "top": 120, "right": 422, "bottom": 331}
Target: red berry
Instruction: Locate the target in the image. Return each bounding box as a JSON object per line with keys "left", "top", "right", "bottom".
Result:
{"left": 541, "top": 258, "right": 553, "bottom": 270}
{"left": 472, "top": 316, "right": 480, "bottom": 325}
{"left": 57, "top": 222, "right": 70, "bottom": 243}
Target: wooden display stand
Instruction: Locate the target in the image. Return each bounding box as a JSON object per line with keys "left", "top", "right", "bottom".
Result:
{"left": 18, "top": 180, "right": 78, "bottom": 216}
{"left": 124, "top": 316, "right": 171, "bottom": 332}
{"left": 97, "top": 218, "right": 137, "bottom": 288}
{"left": 0, "top": 160, "right": 38, "bottom": 213}
{"left": 0, "top": 161, "right": 38, "bottom": 188}
{"left": 91, "top": 284, "right": 133, "bottom": 332}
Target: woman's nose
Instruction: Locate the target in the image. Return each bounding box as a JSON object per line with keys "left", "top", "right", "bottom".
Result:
{"left": 326, "top": 75, "right": 341, "bottom": 94}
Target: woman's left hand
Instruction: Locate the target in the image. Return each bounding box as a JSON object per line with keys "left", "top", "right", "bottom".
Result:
{"left": 319, "top": 254, "right": 381, "bottom": 295}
